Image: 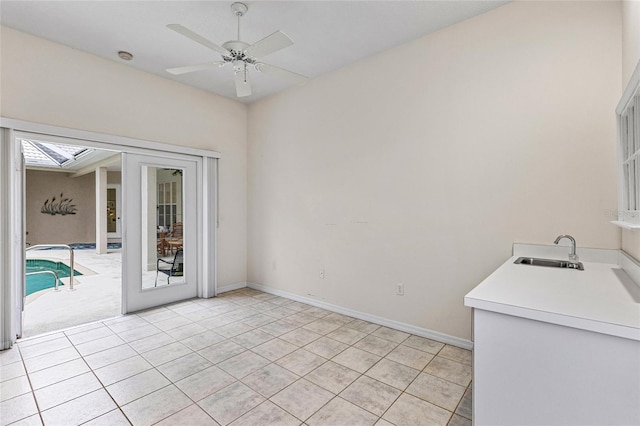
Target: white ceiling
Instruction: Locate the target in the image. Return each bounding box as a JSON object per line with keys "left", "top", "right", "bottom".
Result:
{"left": 0, "top": 1, "right": 508, "bottom": 103}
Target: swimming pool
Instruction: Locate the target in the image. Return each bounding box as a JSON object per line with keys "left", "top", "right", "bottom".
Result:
{"left": 26, "top": 259, "right": 83, "bottom": 295}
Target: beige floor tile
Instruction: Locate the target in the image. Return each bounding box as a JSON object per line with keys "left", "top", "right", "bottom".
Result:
{"left": 402, "top": 335, "right": 445, "bottom": 355}
{"left": 198, "top": 315, "right": 237, "bottom": 330}
{"left": 8, "top": 413, "right": 43, "bottom": 426}
{"left": 153, "top": 316, "right": 193, "bottom": 332}
{"left": 283, "top": 313, "right": 317, "bottom": 327}
{"left": 455, "top": 386, "right": 472, "bottom": 419}
{"left": 280, "top": 328, "right": 322, "bottom": 347}
{"left": 267, "top": 296, "right": 295, "bottom": 306}
{"left": 406, "top": 373, "right": 465, "bottom": 411}
{"left": 141, "top": 342, "right": 193, "bottom": 366}
{"left": 375, "top": 418, "right": 395, "bottom": 426}
{"left": 305, "top": 361, "right": 360, "bottom": 394}
{"left": 180, "top": 308, "right": 218, "bottom": 323}
{"left": 304, "top": 337, "right": 348, "bottom": 359}
{"left": 17, "top": 333, "right": 65, "bottom": 348}
{"left": 241, "top": 364, "right": 299, "bottom": 398}
{"left": 121, "top": 385, "right": 192, "bottom": 426}
{"left": 264, "top": 306, "right": 296, "bottom": 319}
{"left": 218, "top": 351, "right": 270, "bottom": 379}
{"left": 382, "top": 393, "right": 451, "bottom": 426}
{"left": 198, "top": 341, "right": 246, "bottom": 364}
{"left": 166, "top": 323, "right": 209, "bottom": 341}
{"left": 0, "top": 348, "right": 21, "bottom": 366}
{"left": 128, "top": 332, "right": 176, "bottom": 354}
{"left": 259, "top": 320, "right": 299, "bottom": 337}
{"left": 213, "top": 322, "right": 255, "bottom": 339}
{"left": 23, "top": 346, "right": 81, "bottom": 373}
{"left": 83, "top": 408, "right": 131, "bottom": 425}
{"left": 231, "top": 329, "right": 275, "bottom": 349}
{"left": 0, "top": 393, "right": 39, "bottom": 425}
{"left": 332, "top": 347, "right": 380, "bottom": 374}
{"left": 276, "top": 349, "right": 327, "bottom": 376}
{"left": 175, "top": 365, "right": 236, "bottom": 401}
{"left": 75, "top": 335, "right": 126, "bottom": 357}
{"left": 353, "top": 335, "right": 398, "bottom": 357}
{"left": 229, "top": 400, "right": 299, "bottom": 426}
{"left": 371, "top": 327, "right": 410, "bottom": 344}
{"left": 326, "top": 327, "right": 367, "bottom": 345}
{"left": 156, "top": 352, "right": 212, "bottom": 383}
{"left": 115, "top": 324, "right": 163, "bottom": 343}
{"left": 242, "top": 314, "right": 277, "bottom": 328}
{"left": 0, "top": 376, "right": 32, "bottom": 402}
{"left": 251, "top": 338, "right": 298, "bottom": 362}
{"left": 105, "top": 316, "right": 150, "bottom": 333}
{"left": 83, "top": 344, "right": 137, "bottom": 370}
{"left": 106, "top": 369, "right": 171, "bottom": 405}
{"left": 365, "top": 359, "right": 419, "bottom": 391}
{"left": 181, "top": 331, "right": 226, "bottom": 351}
{"left": 307, "top": 396, "right": 378, "bottom": 426}
{"left": 198, "top": 382, "right": 265, "bottom": 425}
{"left": 169, "top": 301, "right": 205, "bottom": 316}
{"left": 40, "top": 389, "right": 117, "bottom": 426}
{"left": 94, "top": 356, "right": 152, "bottom": 387}
{"left": 66, "top": 326, "right": 115, "bottom": 346}
{"left": 19, "top": 336, "right": 72, "bottom": 360}
{"left": 155, "top": 404, "right": 219, "bottom": 426}
{"left": 439, "top": 345, "right": 472, "bottom": 366}
{"left": 34, "top": 371, "right": 101, "bottom": 410}
{"left": 343, "top": 320, "right": 381, "bottom": 335}
{"left": 139, "top": 309, "right": 180, "bottom": 324}
{"left": 323, "top": 313, "right": 354, "bottom": 325}
{"left": 340, "top": 375, "right": 401, "bottom": 416}
{"left": 302, "top": 320, "right": 341, "bottom": 335}
{"left": 0, "top": 361, "right": 27, "bottom": 383}
{"left": 424, "top": 357, "right": 472, "bottom": 387}
{"left": 270, "top": 379, "right": 334, "bottom": 421}
{"left": 448, "top": 413, "right": 471, "bottom": 426}
{"left": 385, "top": 345, "right": 434, "bottom": 370}
{"left": 302, "top": 307, "right": 331, "bottom": 319}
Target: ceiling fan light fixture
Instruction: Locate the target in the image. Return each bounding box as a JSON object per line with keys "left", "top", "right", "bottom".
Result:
{"left": 166, "top": 1, "right": 307, "bottom": 98}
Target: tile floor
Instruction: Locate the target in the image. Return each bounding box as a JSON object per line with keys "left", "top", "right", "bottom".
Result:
{"left": 0, "top": 288, "right": 472, "bottom": 426}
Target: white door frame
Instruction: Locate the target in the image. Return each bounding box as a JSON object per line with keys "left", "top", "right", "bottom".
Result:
{"left": 0, "top": 117, "right": 219, "bottom": 348}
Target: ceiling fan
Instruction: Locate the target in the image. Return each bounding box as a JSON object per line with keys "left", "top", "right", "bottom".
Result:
{"left": 166, "top": 2, "right": 308, "bottom": 98}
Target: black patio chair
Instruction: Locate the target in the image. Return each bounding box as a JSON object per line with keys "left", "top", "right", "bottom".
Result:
{"left": 155, "top": 248, "right": 183, "bottom": 286}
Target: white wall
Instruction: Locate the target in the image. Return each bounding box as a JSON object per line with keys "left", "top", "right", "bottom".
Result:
{"left": 622, "top": 0, "right": 640, "bottom": 260}
{"left": 0, "top": 26, "right": 248, "bottom": 288}
{"left": 247, "top": 1, "right": 622, "bottom": 340}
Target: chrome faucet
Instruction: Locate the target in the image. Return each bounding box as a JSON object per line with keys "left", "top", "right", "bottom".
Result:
{"left": 554, "top": 234, "right": 579, "bottom": 262}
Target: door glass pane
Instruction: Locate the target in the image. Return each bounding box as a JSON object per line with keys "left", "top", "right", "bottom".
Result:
{"left": 142, "top": 166, "right": 185, "bottom": 290}
{"left": 107, "top": 188, "right": 117, "bottom": 233}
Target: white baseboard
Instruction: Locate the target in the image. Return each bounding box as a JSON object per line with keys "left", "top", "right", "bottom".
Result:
{"left": 247, "top": 282, "right": 473, "bottom": 350}
{"left": 217, "top": 281, "right": 248, "bottom": 294}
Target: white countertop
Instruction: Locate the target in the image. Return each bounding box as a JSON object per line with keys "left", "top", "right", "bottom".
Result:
{"left": 464, "top": 253, "right": 640, "bottom": 341}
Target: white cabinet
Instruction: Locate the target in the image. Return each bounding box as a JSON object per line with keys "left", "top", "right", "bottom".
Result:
{"left": 472, "top": 309, "right": 640, "bottom": 425}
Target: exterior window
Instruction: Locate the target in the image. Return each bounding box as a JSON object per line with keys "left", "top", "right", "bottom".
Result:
{"left": 615, "top": 62, "right": 640, "bottom": 230}
{"left": 157, "top": 182, "right": 177, "bottom": 229}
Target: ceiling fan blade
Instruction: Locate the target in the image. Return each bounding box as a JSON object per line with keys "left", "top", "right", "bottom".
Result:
{"left": 234, "top": 69, "right": 252, "bottom": 97}
{"left": 166, "top": 62, "right": 226, "bottom": 75}
{"left": 167, "top": 24, "right": 230, "bottom": 56}
{"left": 245, "top": 31, "right": 293, "bottom": 58}
{"left": 256, "top": 63, "right": 308, "bottom": 85}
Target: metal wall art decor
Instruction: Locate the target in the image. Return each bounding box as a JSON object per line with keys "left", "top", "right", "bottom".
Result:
{"left": 41, "top": 193, "right": 77, "bottom": 215}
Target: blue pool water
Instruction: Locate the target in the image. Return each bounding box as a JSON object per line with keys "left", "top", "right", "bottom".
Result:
{"left": 26, "top": 259, "right": 83, "bottom": 295}
{"left": 36, "top": 242, "right": 122, "bottom": 250}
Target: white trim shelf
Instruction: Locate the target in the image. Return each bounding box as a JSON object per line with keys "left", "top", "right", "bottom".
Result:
{"left": 611, "top": 220, "right": 640, "bottom": 230}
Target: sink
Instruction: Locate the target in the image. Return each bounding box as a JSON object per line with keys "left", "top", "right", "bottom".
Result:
{"left": 514, "top": 257, "right": 584, "bottom": 270}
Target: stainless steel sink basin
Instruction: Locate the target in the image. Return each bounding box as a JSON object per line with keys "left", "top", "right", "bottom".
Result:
{"left": 514, "top": 257, "right": 584, "bottom": 270}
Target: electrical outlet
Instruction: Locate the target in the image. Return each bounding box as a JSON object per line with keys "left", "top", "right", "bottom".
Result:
{"left": 396, "top": 283, "right": 404, "bottom": 295}
{"left": 320, "top": 269, "right": 325, "bottom": 279}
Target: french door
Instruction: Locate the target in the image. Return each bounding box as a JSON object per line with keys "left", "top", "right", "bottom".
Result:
{"left": 122, "top": 153, "right": 200, "bottom": 312}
